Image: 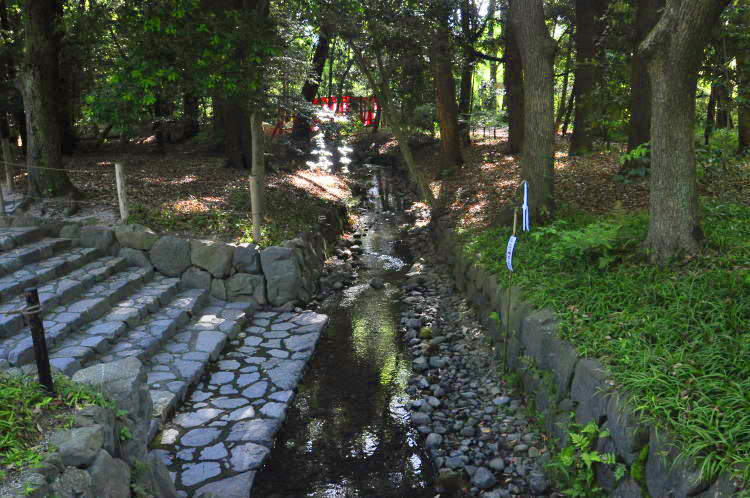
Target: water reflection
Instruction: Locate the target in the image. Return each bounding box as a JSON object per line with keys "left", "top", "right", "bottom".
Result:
{"left": 252, "top": 168, "right": 434, "bottom": 497}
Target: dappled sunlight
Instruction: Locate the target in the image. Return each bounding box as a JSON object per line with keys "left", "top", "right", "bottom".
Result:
{"left": 287, "top": 170, "right": 350, "bottom": 201}
{"left": 172, "top": 199, "right": 211, "bottom": 213}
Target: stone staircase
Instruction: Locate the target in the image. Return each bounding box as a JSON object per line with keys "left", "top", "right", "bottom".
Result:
{"left": 0, "top": 226, "right": 256, "bottom": 438}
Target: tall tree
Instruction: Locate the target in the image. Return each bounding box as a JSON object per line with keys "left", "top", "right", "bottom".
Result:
{"left": 484, "top": 0, "right": 499, "bottom": 111}
{"left": 641, "top": 0, "right": 730, "bottom": 263}
{"left": 627, "top": 0, "right": 664, "bottom": 153}
{"left": 457, "top": 0, "right": 485, "bottom": 144}
{"left": 216, "top": 0, "right": 271, "bottom": 169}
{"left": 504, "top": 19, "right": 524, "bottom": 154}
{"left": 555, "top": 35, "right": 574, "bottom": 133}
{"left": 291, "top": 33, "right": 330, "bottom": 143}
{"left": 432, "top": 0, "right": 463, "bottom": 170}
{"left": 736, "top": 1, "right": 750, "bottom": 152}
{"left": 509, "top": 0, "right": 555, "bottom": 219}
{"left": 19, "top": 0, "right": 75, "bottom": 197}
{"left": 569, "top": 0, "right": 608, "bottom": 155}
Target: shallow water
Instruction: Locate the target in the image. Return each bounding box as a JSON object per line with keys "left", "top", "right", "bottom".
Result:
{"left": 252, "top": 170, "right": 435, "bottom": 497}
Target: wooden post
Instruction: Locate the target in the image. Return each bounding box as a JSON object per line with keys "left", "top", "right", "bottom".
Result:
{"left": 114, "top": 162, "right": 129, "bottom": 223}
{"left": 24, "top": 288, "right": 55, "bottom": 394}
{"left": 1, "top": 138, "right": 13, "bottom": 192}
{"left": 249, "top": 112, "right": 265, "bottom": 245}
{"left": 0, "top": 172, "right": 5, "bottom": 216}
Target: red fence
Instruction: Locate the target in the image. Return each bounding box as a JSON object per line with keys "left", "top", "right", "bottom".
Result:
{"left": 312, "top": 96, "right": 379, "bottom": 126}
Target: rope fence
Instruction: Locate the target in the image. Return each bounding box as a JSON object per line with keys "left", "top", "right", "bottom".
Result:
{"left": 0, "top": 157, "right": 274, "bottom": 226}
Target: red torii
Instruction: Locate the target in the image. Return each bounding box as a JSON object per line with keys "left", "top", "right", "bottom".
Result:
{"left": 312, "top": 95, "right": 379, "bottom": 126}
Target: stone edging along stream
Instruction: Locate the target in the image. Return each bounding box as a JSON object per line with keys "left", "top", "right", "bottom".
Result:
{"left": 429, "top": 217, "right": 739, "bottom": 498}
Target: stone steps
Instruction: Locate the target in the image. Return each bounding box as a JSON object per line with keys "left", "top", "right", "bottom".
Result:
{"left": 0, "top": 225, "right": 334, "bottom": 496}
{"left": 0, "top": 247, "right": 101, "bottom": 302}
{"left": 96, "top": 289, "right": 210, "bottom": 369}
{"left": 0, "top": 256, "right": 129, "bottom": 343}
{"left": 1, "top": 264, "right": 153, "bottom": 365}
{"left": 143, "top": 300, "right": 255, "bottom": 434}
{"left": 0, "top": 237, "right": 72, "bottom": 276}
{"left": 0, "top": 226, "right": 46, "bottom": 251}
{"left": 48, "top": 275, "right": 182, "bottom": 374}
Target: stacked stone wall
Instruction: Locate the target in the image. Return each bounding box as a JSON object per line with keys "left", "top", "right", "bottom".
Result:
{"left": 430, "top": 218, "right": 738, "bottom": 497}
{"left": 0, "top": 212, "right": 346, "bottom": 309}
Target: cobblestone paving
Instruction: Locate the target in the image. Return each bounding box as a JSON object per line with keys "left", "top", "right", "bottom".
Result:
{"left": 151, "top": 310, "right": 328, "bottom": 498}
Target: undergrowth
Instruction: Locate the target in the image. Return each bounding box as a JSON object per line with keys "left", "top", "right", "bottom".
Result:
{"left": 457, "top": 199, "right": 750, "bottom": 484}
{"left": 0, "top": 372, "right": 111, "bottom": 473}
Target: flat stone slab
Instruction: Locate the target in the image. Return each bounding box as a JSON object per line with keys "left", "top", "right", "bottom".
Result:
{"left": 152, "top": 310, "right": 328, "bottom": 495}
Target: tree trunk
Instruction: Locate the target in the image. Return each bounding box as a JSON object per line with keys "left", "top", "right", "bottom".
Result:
{"left": 627, "top": 0, "right": 664, "bottom": 152}
{"left": 555, "top": 37, "right": 574, "bottom": 133}
{"left": 642, "top": 0, "right": 730, "bottom": 264}
{"left": 249, "top": 111, "right": 264, "bottom": 244}
{"left": 715, "top": 81, "right": 730, "bottom": 129}
{"left": 457, "top": 0, "right": 478, "bottom": 145}
{"left": 291, "top": 34, "right": 329, "bottom": 143}
{"left": 458, "top": 60, "right": 474, "bottom": 144}
{"left": 335, "top": 57, "right": 354, "bottom": 114}
{"left": 19, "top": 0, "right": 74, "bottom": 197}
{"left": 353, "top": 50, "right": 435, "bottom": 204}
{"left": 510, "top": 0, "right": 556, "bottom": 220}
{"left": 736, "top": 4, "right": 750, "bottom": 152}
{"left": 327, "top": 39, "right": 336, "bottom": 101}
{"left": 182, "top": 93, "right": 200, "bottom": 141}
{"left": 218, "top": 97, "right": 252, "bottom": 169}
{"left": 504, "top": 20, "right": 524, "bottom": 155}
{"left": 569, "top": 0, "right": 608, "bottom": 155}
{"left": 485, "top": 0, "right": 498, "bottom": 111}
{"left": 432, "top": 27, "right": 463, "bottom": 170}
{"left": 561, "top": 90, "right": 575, "bottom": 135}
{"left": 705, "top": 83, "right": 717, "bottom": 145}
{"left": 0, "top": 0, "right": 24, "bottom": 156}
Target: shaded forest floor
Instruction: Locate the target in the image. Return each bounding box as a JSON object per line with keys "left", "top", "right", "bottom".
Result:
{"left": 15, "top": 139, "right": 351, "bottom": 246}
{"left": 410, "top": 128, "right": 750, "bottom": 231}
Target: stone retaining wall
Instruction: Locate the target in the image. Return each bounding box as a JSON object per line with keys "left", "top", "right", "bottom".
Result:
{"left": 0, "top": 211, "right": 347, "bottom": 309}
{"left": 430, "top": 218, "right": 738, "bottom": 498}
{"left": 15, "top": 358, "right": 175, "bottom": 498}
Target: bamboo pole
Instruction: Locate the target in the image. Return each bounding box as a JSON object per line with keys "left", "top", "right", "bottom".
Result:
{"left": 114, "top": 162, "right": 129, "bottom": 223}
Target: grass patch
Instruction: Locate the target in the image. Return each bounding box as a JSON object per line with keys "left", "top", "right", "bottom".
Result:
{"left": 456, "top": 200, "right": 750, "bottom": 483}
{"left": 0, "top": 372, "right": 112, "bottom": 474}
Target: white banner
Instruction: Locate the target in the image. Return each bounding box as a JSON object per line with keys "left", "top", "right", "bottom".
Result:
{"left": 506, "top": 235, "right": 517, "bottom": 272}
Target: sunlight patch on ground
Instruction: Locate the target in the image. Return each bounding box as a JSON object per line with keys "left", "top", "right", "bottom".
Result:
{"left": 172, "top": 199, "right": 211, "bottom": 213}
{"left": 287, "top": 170, "right": 350, "bottom": 201}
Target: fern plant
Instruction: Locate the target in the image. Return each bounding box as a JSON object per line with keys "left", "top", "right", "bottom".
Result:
{"left": 547, "top": 421, "right": 627, "bottom": 497}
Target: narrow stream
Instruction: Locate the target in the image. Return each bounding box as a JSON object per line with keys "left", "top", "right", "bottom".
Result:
{"left": 252, "top": 166, "right": 436, "bottom": 497}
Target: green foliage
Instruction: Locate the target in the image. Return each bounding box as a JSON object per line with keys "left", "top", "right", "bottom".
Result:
{"left": 614, "top": 143, "right": 650, "bottom": 184}
{"left": 531, "top": 219, "right": 621, "bottom": 269}
{"left": 696, "top": 129, "right": 746, "bottom": 178}
{"left": 118, "top": 426, "right": 133, "bottom": 441}
{"left": 0, "top": 373, "right": 111, "bottom": 471}
{"left": 547, "top": 421, "right": 625, "bottom": 497}
{"left": 459, "top": 200, "right": 750, "bottom": 483}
